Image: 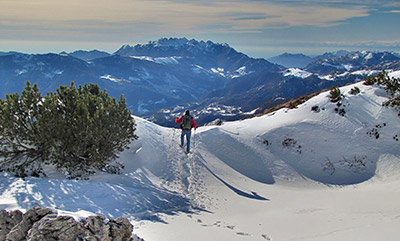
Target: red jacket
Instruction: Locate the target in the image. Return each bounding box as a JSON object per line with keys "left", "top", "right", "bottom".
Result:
{"left": 175, "top": 115, "right": 197, "bottom": 129}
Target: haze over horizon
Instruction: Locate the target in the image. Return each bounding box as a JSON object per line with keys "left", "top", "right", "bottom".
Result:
{"left": 1, "top": 0, "right": 399, "bottom": 58}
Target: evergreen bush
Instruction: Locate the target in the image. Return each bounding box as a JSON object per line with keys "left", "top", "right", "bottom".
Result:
{"left": 0, "top": 82, "right": 45, "bottom": 177}
{"left": 329, "top": 87, "right": 343, "bottom": 103}
{"left": 0, "top": 81, "right": 138, "bottom": 178}
{"left": 364, "top": 70, "right": 400, "bottom": 113}
{"left": 349, "top": 86, "right": 361, "bottom": 95}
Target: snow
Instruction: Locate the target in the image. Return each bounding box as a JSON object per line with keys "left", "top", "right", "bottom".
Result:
{"left": 317, "top": 69, "right": 388, "bottom": 81}
{"left": 130, "top": 56, "right": 154, "bottom": 62}
{"left": 130, "top": 56, "right": 180, "bottom": 65}
{"left": 211, "top": 67, "right": 226, "bottom": 77}
{"left": 231, "top": 66, "right": 253, "bottom": 79}
{"left": 282, "top": 68, "right": 312, "bottom": 78}
{"left": 318, "top": 74, "right": 335, "bottom": 81}
{"left": 351, "top": 70, "right": 380, "bottom": 76}
{"left": 365, "top": 52, "right": 374, "bottom": 60}
{"left": 198, "top": 104, "right": 241, "bottom": 116}
{"left": 152, "top": 38, "right": 190, "bottom": 48}
{"left": 1, "top": 81, "right": 400, "bottom": 240}
{"left": 352, "top": 53, "right": 360, "bottom": 59}
{"left": 45, "top": 70, "right": 63, "bottom": 79}
{"left": 154, "top": 57, "right": 180, "bottom": 65}
{"left": 343, "top": 64, "right": 353, "bottom": 70}
{"left": 389, "top": 70, "right": 400, "bottom": 79}
{"left": 322, "top": 62, "right": 346, "bottom": 69}
{"left": 192, "top": 65, "right": 252, "bottom": 79}
{"left": 15, "top": 69, "right": 27, "bottom": 75}
{"left": 100, "top": 74, "right": 129, "bottom": 83}
{"left": 191, "top": 65, "right": 206, "bottom": 74}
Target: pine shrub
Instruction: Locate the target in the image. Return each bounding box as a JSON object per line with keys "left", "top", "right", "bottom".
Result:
{"left": 0, "top": 81, "right": 138, "bottom": 178}
{"left": 349, "top": 86, "right": 361, "bottom": 95}
{"left": 0, "top": 82, "right": 45, "bottom": 177}
{"left": 311, "top": 105, "right": 320, "bottom": 112}
{"left": 329, "top": 87, "right": 343, "bottom": 103}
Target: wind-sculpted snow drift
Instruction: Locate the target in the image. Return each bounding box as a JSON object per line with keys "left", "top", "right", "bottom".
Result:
{"left": 1, "top": 77, "right": 400, "bottom": 241}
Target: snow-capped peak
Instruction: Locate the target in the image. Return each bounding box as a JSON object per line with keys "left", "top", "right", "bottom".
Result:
{"left": 282, "top": 68, "right": 312, "bottom": 78}
{"left": 150, "top": 37, "right": 190, "bottom": 47}
{"left": 114, "top": 37, "right": 232, "bottom": 58}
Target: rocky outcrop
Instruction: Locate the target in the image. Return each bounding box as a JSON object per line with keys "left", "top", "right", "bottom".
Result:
{"left": 0, "top": 207, "right": 144, "bottom": 241}
{"left": 0, "top": 209, "right": 23, "bottom": 240}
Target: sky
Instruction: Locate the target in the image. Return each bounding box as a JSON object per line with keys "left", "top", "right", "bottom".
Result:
{"left": 0, "top": 0, "right": 400, "bottom": 58}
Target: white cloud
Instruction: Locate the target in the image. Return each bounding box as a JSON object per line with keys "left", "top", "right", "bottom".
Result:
{"left": 385, "top": 10, "right": 400, "bottom": 13}
{"left": 1, "top": 0, "right": 398, "bottom": 57}
{"left": 0, "top": 0, "right": 370, "bottom": 36}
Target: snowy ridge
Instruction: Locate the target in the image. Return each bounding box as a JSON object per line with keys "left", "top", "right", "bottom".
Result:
{"left": 129, "top": 56, "right": 181, "bottom": 65}
{"left": 282, "top": 68, "right": 312, "bottom": 78}
{"left": 115, "top": 37, "right": 229, "bottom": 58}
{"left": 1, "top": 81, "right": 400, "bottom": 240}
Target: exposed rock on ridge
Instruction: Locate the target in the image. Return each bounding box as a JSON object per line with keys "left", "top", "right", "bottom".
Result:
{"left": 0, "top": 206, "right": 143, "bottom": 241}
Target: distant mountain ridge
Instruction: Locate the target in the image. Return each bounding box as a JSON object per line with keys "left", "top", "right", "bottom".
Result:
{"left": 67, "top": 49, "right": 110, "bottom": 61}
{"left": 267, "top": 50, "right": 350, "bottom": 68}
{"left": 115, "top": 37, "right": 282, "bottom": 74}
{"left": 0, "top": 51, "right": 21, "bottom": 56}
{"left": 268, "top": 53, "right": 314, "bottom": 68}
{"left": 1, "top": 38, "right": 399, "bottom": 126}
{"left": 305, "top": 51, "right": 400, "bottom": 75}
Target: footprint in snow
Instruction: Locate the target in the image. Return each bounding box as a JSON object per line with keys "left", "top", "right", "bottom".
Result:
{"left": 261, "top": 234, "right": 272, "bottom": 240}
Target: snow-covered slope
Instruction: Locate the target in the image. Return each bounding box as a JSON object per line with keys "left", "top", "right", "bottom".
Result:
{"left": 1, "top": 80, "right": 400, "bottom": 240}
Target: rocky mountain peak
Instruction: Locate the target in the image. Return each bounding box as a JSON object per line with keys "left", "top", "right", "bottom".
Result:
{"left": 114, "top": 37, "right": 232, "bottom": 58}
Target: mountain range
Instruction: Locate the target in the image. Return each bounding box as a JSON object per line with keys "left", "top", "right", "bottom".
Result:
{"left": 1, "top": 37, "right": 399, "bottom": 126}
{"left": 65, "top": 49, "right": 110, "bottom": 61}
{"left": 267, "top": 50, "right": 350, "bottom": 68}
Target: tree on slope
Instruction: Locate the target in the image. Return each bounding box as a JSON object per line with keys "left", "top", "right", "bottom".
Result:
{"left": 0, "top": 82, "right": 45, "bottom": 177}
{"left": 0, "top": 81, "right": 138, "bottom": 178}
{"left": 365, "top": 69, "right": 400, "bottom": 112}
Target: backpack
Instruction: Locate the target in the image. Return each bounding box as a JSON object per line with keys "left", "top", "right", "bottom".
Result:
{"left": 181, "top": 115, "right": 192, "bottom": 130}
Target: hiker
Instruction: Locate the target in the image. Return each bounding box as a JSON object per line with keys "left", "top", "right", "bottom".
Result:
{"left": 175, "top": 110, "right": 197, "bottom": 154}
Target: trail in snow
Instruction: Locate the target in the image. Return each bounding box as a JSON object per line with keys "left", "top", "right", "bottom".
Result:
{"left": 193, "top": 151, "right": 269, "bottom": 201}
{"left": 3, "top": 81, "right": 399, "bottom": 213}
{"left": 1, "top": 80, "right": 400, "bottom": 241}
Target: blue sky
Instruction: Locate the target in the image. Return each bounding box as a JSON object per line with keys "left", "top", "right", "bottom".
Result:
{"left": 0, "top": 0, "right": 399, "bottom": 58}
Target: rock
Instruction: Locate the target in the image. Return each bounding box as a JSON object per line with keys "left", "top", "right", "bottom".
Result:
{"left": 0, "top": 209, "right": 23, "bottom": 240}
{"left": 205, "top": 118, "right": 223, "bottom": 126}
{"left": 85, "top": 215, "right": 111, "bottom": 240}
{"left": 27, "top": 214, "right": 86, "bottom": 241}
{"left": 0, "top": 207, "right": 141, "bottom": 241}
{"left": 109, "top": 217, "right": 134, "bottom": 241}
{"left": 6, "top": 206, "right": 53, "bottom": 241}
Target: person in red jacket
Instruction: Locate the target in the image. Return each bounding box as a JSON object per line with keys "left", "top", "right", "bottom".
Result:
{"left": 175, "top": 110, "right": 197, "bottom": 154}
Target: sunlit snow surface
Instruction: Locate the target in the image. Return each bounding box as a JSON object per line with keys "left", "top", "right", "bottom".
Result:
{"left": 282, "top": 68, "right": 312, "bottom": 78}
{"left": 1, "top": 81, "right": 400, "bottom": 241}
